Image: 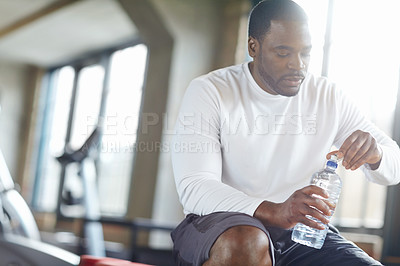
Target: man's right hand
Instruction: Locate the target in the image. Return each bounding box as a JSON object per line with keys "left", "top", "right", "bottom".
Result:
{"left": 254, "top": 185, "right": 333, "bottom": 230}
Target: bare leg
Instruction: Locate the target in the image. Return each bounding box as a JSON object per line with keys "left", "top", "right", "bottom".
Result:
{"left": 203, "top": 225, "right": 272, "bottom": 266}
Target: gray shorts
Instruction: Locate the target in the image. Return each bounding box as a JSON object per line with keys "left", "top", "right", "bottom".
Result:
{"left": 171, "top": 212, "right": 382, "bottom": 266}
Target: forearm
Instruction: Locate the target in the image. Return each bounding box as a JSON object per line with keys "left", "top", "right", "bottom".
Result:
{"left": 253, "top": 200, "right": 282, "bottom": 227}
{"left": 253, "top": 186, "right": 331, "bottom": 230}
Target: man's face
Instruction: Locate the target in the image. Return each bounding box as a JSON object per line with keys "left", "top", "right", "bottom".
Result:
{"left": 248, "top": 20, "right": 312, "bottom": 97}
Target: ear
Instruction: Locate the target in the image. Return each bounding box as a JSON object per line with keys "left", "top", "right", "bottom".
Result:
{"left": 248, "top": 36, "right": 259, "bottom": 58}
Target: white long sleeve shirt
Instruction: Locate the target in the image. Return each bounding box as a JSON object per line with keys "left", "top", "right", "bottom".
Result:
{"left": 171, "top": 62, "right": 400, "bottom": 216}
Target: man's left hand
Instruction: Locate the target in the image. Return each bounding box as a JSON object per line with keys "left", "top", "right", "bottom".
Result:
{"left": 326, "top": 130, "right": 382, "bottom": 171}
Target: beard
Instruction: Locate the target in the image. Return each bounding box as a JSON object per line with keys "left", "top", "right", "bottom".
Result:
{"left": 258, "top": 61, "right": 305, "bottom": 97}
{"left": 258, "top": 67, "right": 303, "bottom": 97}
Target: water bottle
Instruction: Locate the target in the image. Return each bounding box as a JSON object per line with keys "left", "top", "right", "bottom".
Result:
{"left": 291, "top": 154, "right": 342, "bottom": 249}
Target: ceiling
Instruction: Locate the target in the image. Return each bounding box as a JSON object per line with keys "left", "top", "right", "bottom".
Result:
{"left": 0, "top": 0, "right": 138, "bottom": 67}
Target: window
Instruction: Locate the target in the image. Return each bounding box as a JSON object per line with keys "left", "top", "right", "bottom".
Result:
{"left": 294, "top": 0, "right": 400, "bottom": 231}
{"left": 33, "top": 43, "right": 148, "bottom": 217}
{"left": 98, "top": 45, "right": 148, "bottom": 215}
{"left": 33, "top": 66, "right": 75, "bottom": 211}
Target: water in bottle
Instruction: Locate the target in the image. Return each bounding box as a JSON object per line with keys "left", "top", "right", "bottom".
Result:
{"left": 291, "top": 154, "right": 342, "bottom": 249}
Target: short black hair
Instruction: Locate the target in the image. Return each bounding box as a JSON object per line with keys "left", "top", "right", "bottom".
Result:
{"left": 248, "top": 0, "right": 308, "bottom": 41}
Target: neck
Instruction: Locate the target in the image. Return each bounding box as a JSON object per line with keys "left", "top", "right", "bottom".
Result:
{"left": 248, "top": 62, "right": 277, "bottom": 95}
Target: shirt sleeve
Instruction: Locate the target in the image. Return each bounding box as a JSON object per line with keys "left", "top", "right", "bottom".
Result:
{"left": 171, "top": 79, "right": 264, "bottom": 216}
{"left": 333, "top": 87, "right": 400, "bottom": 185}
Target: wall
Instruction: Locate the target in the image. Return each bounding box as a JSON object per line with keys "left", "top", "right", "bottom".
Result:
{"left": 0, "top": 61, "right": 35, "bottom": 189}
{"left": 149, "top": 0, "right": 249, "bottom": 248}
{"left": 0, "top": 0, "right": 251, "bottom": 251}
{"left": 147, "top": 0, "right": 220, "bottom": 248}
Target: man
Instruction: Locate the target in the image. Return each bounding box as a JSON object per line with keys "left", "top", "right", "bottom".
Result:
{"left": 171, "top": 0, "right": 400, "bottom": 265}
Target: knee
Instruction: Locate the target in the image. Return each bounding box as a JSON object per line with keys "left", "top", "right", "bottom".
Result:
{"left": 221, "top": 225, "right": 270, "bottom": 254}
{"left": 206, "top": 225, "right": 272, "bottom": 266}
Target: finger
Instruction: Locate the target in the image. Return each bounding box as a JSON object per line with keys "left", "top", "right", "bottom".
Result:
{"left": 302, "top": 185, "right": 329, "bottom": 199}
{"left": 297, "top": 214, "right": 327, "bottom": 230}
{"left": 306, "top": 196, "right": 332, "bottom": 217}
{"left": 322, "top": 198, "right": 336, "bottom": 211}
{"left": 341, "top": 135, "right": 367, "bottom": 169}
{"left": 347, "top": 137, "right": 371, "bottom": 169}
{"left": 348, "top": 145, "right": 376, "bottom": 170}
{"left": 339, "top": 131, "right": 360, "bottom": 155}
{"left": 295, "top": 202, "right": 328, "bottom": 228}
{"left": 305, "top": 207, "right": 330, "bottom": 224}
{"left": 326, "top": 150, "right": 343, "bottom": 160}
{"left": 294, "top": 190, "right": 331, "bottom": 217}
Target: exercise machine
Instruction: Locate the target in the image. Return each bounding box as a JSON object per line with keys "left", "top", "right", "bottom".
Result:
{"left": 0, "top": 148, "right": 80, "bottom": 266}
{"left": 56, "top": 126, "right": 106, "bottom": 257}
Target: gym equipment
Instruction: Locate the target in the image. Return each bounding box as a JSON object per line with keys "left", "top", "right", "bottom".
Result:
{"left": 56, "top": 127, "right": 106, "bottom": 257}
{"left": 0, "top": 148, "right": 81, "bottom": 265}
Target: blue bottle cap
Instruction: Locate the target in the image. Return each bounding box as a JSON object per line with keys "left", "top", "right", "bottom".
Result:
{"left": 327, "top": 160, "right": 338, "bottom": 169}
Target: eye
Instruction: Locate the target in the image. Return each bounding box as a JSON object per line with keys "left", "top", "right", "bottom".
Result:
{"left": 301, "top": 49, "right": 311, "bottom": 58}
{"left": 277, "top": 51, "right": 290, "bottom": 57}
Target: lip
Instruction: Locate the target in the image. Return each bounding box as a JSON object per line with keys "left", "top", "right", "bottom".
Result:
{"left": 282, "top": 76, "right": 304, "bottom": 87}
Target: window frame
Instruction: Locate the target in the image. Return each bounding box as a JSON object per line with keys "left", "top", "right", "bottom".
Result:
{"left": 32, "top": 38, "right": 147, "bottom": 220}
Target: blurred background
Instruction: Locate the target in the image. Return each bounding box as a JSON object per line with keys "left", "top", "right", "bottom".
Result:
{"left": 0, "top": 0, "right": 399, "bottom": 265}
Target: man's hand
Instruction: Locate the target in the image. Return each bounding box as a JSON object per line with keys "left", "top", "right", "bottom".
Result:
{"left": 254, "top": 185, "right": 333, "bottom": 230}
{"left": 327, "top": 130, "right": 382, "bottom": 171}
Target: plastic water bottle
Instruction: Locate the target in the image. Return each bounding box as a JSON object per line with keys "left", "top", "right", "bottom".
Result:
{"left": 291, "top": 154, "right": 342, "bottom": 249}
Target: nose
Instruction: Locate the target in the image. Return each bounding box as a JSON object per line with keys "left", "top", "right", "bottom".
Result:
{"left": 288, "top": 54, "right": 305, "bottom": 70}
